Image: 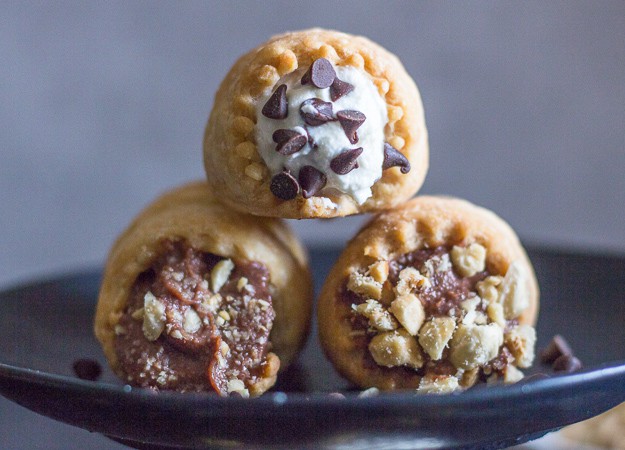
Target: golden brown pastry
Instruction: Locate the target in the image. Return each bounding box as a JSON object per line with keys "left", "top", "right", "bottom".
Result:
{"left": 318, "top": 196, "right": 539, "bottom": 392}
{"left": 203, "top": 28, "right": 428, "bottom": 218}
{"left": 94, "top": 181, "right": 312, "bottom": 397}
{"left": 562, "top": 403, "right": 625, "bottom": 449}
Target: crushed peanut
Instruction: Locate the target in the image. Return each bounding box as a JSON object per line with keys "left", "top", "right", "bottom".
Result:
{"left": 354, "top": 300, "right": 398, "bottom": 331}
{"left": 449, "top": 323, "right": 504, "bottom": 370}
{"left": 450, "top": 243, "right": 486, "bottom": 277}
{"left": 142, "top": 291, "right": 166, "bottom": 341}
{"left": 417, "top": 374, "right": 460, "bottom": 394}
{"left": 395, "top": 267, "right": 430, "bottom": 296}
{"left": 182, "top": 308, "right": 202, "bottom": 334}
{"left": 368, "top": 260, "right": 389, "bottom": 284}
{"left": 211, "top": 259, "right": 235, "bottom": 293}
{"left": 476, "top": 276, "right": 503, "bottom": 304}
{"left": 418, "top": 317, "right": 456, "bottom": 360}
{"left": 368, "top": 329, "right": 423, "bottom": 369}
{"left": 505, "top": 325, "right": 536, "bottom": 368}
{"left": 347, "top": 271, "right": 383, "bottom": 300}
{"left": 389, "top": 293, "right": 425, "bottom": 336}
{"left": 499, "top": 261, "right": 530, "bottom": 320}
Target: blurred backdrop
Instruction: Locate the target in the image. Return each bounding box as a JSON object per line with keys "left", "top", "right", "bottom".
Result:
{"left": 0, "top": 2, "right": 623, "bottom": 448}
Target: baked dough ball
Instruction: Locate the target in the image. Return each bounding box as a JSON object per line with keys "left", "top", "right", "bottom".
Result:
{"left": 94, "top": 181, "right": 312, "bottom": 397}
{"left": 203, "top": 28, "right": 428, "bottom": 218}
{"left": 318, "top": 196, "right": 539, "bottom": 392}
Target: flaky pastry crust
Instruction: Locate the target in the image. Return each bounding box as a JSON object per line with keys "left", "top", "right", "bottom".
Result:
{"left": 317, "top": 195, "right": 539, "bottom": 390}
{"left": 94, "top": 181, "right": 313, "bottom": 393}
{"left": 203, "top": 28, "right": 428, "bottom": 218}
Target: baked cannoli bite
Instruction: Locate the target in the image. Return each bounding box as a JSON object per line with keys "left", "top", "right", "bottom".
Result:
{"left": 94, "top": 182, "right": 312, "bottom": 397}
{"left": 318, "top": 196, "right": 539, "bottom": 393}
{"left": 203, "top": 28, "right": 429, "bottom": 218}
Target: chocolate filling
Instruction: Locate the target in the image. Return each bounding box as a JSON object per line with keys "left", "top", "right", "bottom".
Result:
{"left": 114, "top": 240, "right": 275, "bottom": 394}
{"left": 342, "top": 246, "right": 517, "bottom": 386}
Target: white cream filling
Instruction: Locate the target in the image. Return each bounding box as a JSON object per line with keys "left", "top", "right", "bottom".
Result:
{"left": 255, "top": 65, "right": 387, "bottom": 204}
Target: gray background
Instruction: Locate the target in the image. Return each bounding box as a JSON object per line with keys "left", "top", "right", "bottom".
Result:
{"left": 0, "top": 1, "right": 623, "bottom": 449}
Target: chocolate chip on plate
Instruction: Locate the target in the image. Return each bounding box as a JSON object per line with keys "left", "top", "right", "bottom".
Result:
{"left": 272, "top": 129, "right": 307, "bottom": 155}
{"left": 270, "top": 171, "right": 299, "bottom": 200}
{"left": 553, "top": 354, "right": 583, "bottom": 373}
{"left": 330, "top": 147, "right": 363, "bottom": 175}
{"left": 540, "top": 334, "right": 574, "bottom": 364}
{"left": 337, "top": 110, "right": 366, "bottom": 144}
{"left": 262, "top": 84, "right": 288, "bottom": 120}
{"left": 382, "top": 142, "right": 411, "bottom": 174}
{"left": 73, "top": 358, "right": 102, "bottom": 381}
{"left": 330, "top": 77, "right": 354, "bottom": 101}
{"left": 301, "top": 58, "right": 336, "bottom": 89}
{"left": 299, "top": 165, "right": 327, "bottom": 198}
{"left": 300, "top": 98, "right": 334, "bottom": 126}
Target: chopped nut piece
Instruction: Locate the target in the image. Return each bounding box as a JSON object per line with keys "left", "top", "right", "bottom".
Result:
{"left": 237, "top": 277, "right": 248, "bottom": 292}
{"left": 459, "top": 367, "right": 480, "bottom": 388}
{"left": 505, "top": 325, "right": 537, "bottom": 368}
{"left": 449, "top": 323, "right": 504, "bottom": 370}
{"left": 218, "top": 310, "right": 231, "bottom": 322}
{"left": 389, "top": 293, "right": 425, "bottom": 335}
{"left": 503, "top": 365, "right": 525, "bottom": 384}
{"left": 211, "top": 259, "right": 235, "bottom": 293}
{"left": 347, "top": 271, "right": 383, "bottom": 300}
{"left": 220, "top": 341, "right": 230, "bottom": 356}
{"left": 418, "top": 317, "right": 456, "bottom": 360}
{"left": 460, "top": 296, "right": 482, "bottom": 325}
{"left": 395, "top": 267, "right": 430, "bottom": 296}
{"left": 486, "top": 302, "right": 506, "bottom": 328}
{"left": 499, "top": 261, "right": 530, "bottom": 320}
{"left": 450, "top": 243, "right": 487, "bottom": 277}
{"left": 114, "top": 324, "right": 127, "bottom": 336}
{"left": 354, "top": 300, "right": 398, "bottom": 331}
{"left": 368, "top": 329, "right": 423, "bottom": 369}
{"left": 422, "top": 254, "right": 452, "bottom": 278}
{"left": 368, "top": 260, "right": 389, "bottom": 284}
{"left": 476, "top": 276, "right": 503, "bottom": 304}
{"left": 200, "top": 293, "right": 222, "bottom": 314}
{"left": 183, "top": 308, "right": 202, "bottom": 334}
{"left": 170, "top": 330, "right": 183, "bottom": 340}
{"left": 226, "top": 379, "right": 250, "bottom": 398}
{"left": 142, "top": 291, "right": 166, "bottom": 342}
{"left": 417, "top": 374, "right": 460, "bottom": 394}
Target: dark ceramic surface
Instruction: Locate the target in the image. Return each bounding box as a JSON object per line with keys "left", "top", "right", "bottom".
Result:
{"left": 1, "top": 246, "right": 624, "bottom": 449}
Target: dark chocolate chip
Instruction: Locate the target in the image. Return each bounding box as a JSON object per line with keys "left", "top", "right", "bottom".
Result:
{"left": 540, "top": 335, "right": 574, "bottom": 364}
{"left": 330, "top": 147, "right": 363, "bottom": 175}
{"left": 330, "top": 77, "right": 354, "bottom": 101}
{"left": 272, "top": 129, "right": 307, "bottom": 155}
{"left": 337, "top": 110, "right": 366, "bottom": 144}
{"left": 73, "top": 358, "right": 102, "bottom": 381}
{"left": 298, "top": 165, "right": 327, "bottom": 198}
{"left": 272, "top": 128, "right": 300, "bottom": 144}
{"left": 270, "top": 171, "right": 299, "bottom": 200}
{"left": 553, "top": 354, "right": 583, "bottom": 373}
{"left": 301, "top": 58, "right": 336, "bottom": 88}
{"left": 300, "top": 98, "right": 334, "bottom": 126}
{"left": 382, "top": 142, "right": 411, "bottom": 174}
{"left": 262, "top": 84, "right": 288, "bottom": 120}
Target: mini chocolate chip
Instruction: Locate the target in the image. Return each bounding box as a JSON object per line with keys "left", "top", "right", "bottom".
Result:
{"left": 540, "top": 335, "right": 574, "bottom": 364}
{"left": 301, "top": 58, "right": 336, "bottom": 89}
{"left": 330, "top": 147, "right": 363, "bottom": 175}
{"left": 73, "top": 358, "right": 102, "bottom": 381}
{"left": 272, "top": 130, "right": 307, "bottom": 155}
{"left": 270, "top": 171, "right": 299, "bottom": 200}
{"left": 382, "top": 143, "right": 411, "bottom": 174}
{"left": 298, "top": 165, "right": 327, "bottom": 198}
{"left": 272, "top": 128, "right": 300, "bottom": 144}
{"left": 553, "top": 354, "right": 583, "bottom": 373}
{"left": 262, "top": 84, "right": 288, "bottom": 120}
{"left": 337, "top": 110, "right": 366, "bottom": 144}
{"left": 330, "top": 77, "right": 354, "bottom": 101}
{"left": 300, "top": 98, "right": 334, "bottom": 126}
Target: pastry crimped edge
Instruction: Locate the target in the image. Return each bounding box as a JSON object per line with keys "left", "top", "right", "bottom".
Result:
{"left": 203, "top": 28, "right": 429, "bottom": 219}
{"left": 317, "top": 195, "right": 540, "bottom": 390}
{"left": 94, "top": 181, "right": 313, "bottom": 393}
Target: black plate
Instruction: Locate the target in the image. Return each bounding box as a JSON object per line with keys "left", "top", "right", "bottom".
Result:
{"left": 1, "top": 246, "right": 624, "bottom": 449}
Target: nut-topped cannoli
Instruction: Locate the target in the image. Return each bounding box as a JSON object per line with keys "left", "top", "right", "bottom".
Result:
{"left": 94, "top": 182, "right": 312, "bottom": 396}
{"left": 317, "top": 196, "right": 539, "bottom": 393}
{"left": 203, "top": 28, "right": 428, "bottom": 218}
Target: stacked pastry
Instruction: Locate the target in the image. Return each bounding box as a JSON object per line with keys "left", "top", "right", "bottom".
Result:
{"left": 95, "top": 28, "right": 539, "bottom": 396}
